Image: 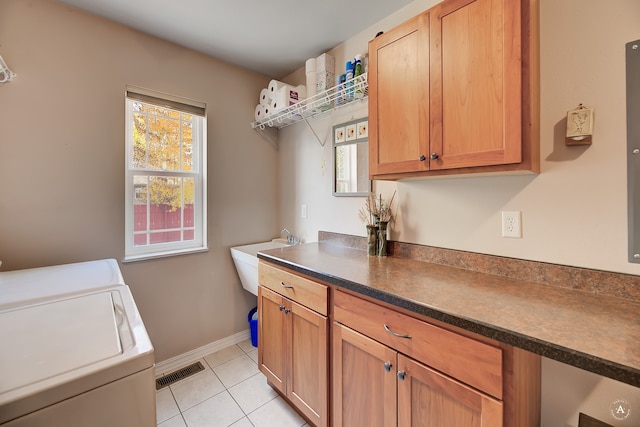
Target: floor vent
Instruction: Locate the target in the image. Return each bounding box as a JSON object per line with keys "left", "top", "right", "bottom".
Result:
{"left": 155, "top": 361, "right": 205, "bottom": 390}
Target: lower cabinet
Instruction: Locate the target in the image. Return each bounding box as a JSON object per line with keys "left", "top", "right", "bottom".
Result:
{"left": 258, "top": 261, "right": 540, "bottom": 427}
{"left": 332, "top": 322, "right": 398, "bottom": 427}
{"left": 333, "top": 289, "right": 539, "bottom": 427}
{"left": 257, "top": 262, "right": 329, "bottom": 427}
{"left": 398, "top": 351, "right": 502, "bottom": 426}
{"left": 333, "top": 322, "right": 502, "bottom": 427}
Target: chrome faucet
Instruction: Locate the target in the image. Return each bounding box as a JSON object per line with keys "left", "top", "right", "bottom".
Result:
{"left": 281, "top": 228, "right": 299, "bottom": 245}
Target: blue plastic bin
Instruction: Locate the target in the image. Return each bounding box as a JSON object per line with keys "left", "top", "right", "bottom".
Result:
{"left": 248, "top": 307, "right": 258, "bottom": 347}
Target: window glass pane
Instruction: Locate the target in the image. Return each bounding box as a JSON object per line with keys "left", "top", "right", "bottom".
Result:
{"left": 184, "top": 177, "right": 194, "bottom": 205}
{"left": 182, "top": 118, "right": 193, "bottom": 171}
{"left": 147, "top": 105, "right": 180, "bottom": 119}
{"left": 150, "top": 230, "right": 181, "bottom": 244}
{"left": 133, "top": 174, "right": 149, "bottom": 247}
{"left": 133, "top": 112, "right": 147, "bottom": 168}
{"left": 148, "top": 176, "right": 182, "bottom": 230}
{"left": 147, "top": 116, "right": 181, "bottom": 170}
{"left": 134, "top": 233, "right": 147, "bottom": 246}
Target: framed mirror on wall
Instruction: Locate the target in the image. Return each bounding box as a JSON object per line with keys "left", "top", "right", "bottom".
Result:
{"left": 332, "top": 117, "right": 371, "bottom": 196}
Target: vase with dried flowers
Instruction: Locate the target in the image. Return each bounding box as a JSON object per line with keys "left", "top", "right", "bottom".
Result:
{"left": 366, "top": 224, "right": 378, "bottom": 256}
{"left": 359, "top": 191, "right": 396, "bottom": 256}
{"left": 377, "top": 192, "right": 394, "bottom": 256}
{"left": 377, "top": 220, "right": 388, "bottom": 256}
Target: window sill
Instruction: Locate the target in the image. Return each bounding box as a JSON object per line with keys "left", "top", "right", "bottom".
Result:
{"left": 122, "top": 246, "right": 209, "bottom": 263}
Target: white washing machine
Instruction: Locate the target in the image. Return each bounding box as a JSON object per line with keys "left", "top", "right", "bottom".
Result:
{"left": 0, "top": 259, "right": 156, "bottom": 426}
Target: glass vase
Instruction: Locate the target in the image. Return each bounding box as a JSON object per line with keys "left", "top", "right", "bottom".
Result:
{"left": 378, "top": 221, "right": 388, "bottom": 257}
{"left": 366, "top": 225, "right": 378, "bottom": 256}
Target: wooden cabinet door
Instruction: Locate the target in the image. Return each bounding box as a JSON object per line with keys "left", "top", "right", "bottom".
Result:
{"left": 333, "top": 322, "right": 397, "bottom": 427}
{"left": 257, "top": 285, "right": 286, "bottom": 394}
{"left": 429, "top": 0, "right": 522, "bottom": 170}
{"left": 288, "top": 300, "right": 328, "bottom": 427}
{"left": 397, "top": 354, "right": 503, "bottom": 427}
{"left": 369, "top": 11, "right": 430, "bottom": 177}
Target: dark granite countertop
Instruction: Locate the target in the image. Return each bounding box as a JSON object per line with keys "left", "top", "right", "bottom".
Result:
{"left": 257, "top": 241, "right": 640, "bottom": 388}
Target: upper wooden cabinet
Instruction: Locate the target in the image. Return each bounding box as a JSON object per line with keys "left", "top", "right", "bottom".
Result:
{"left": 369, "top": 0, "right": 539, "bottom": 180}
{"left": 368, "top": 12, "right": 431, "bottom": 177}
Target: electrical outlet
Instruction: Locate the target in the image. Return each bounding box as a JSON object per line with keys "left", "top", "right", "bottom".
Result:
{"left": 301, "top": 204, "right": 308, "bottom": 219}
{"left": 501, "top": 211, "right": 522, "bottom": 238}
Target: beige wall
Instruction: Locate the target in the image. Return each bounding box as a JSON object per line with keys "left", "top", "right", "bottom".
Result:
{"left": 277, "top": 0, "right": 640, "bottom": 425}
{"left": 0, "top": 0, "right": 279, "bottom": 362}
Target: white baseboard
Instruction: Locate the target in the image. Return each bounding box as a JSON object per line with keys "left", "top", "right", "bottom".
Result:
{"left": 154, "top": 329, "right": 251, "bottom": 377}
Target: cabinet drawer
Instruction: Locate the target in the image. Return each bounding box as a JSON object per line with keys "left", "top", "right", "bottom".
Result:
{"left": 258, "top": 262, "right": 328, "bottom": 316}
{"left": 334, "top": 290, "right": 503, "bottom": 399}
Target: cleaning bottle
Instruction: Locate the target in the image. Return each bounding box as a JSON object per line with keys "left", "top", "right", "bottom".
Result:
{"left": 354, "top": 54, "right": 363, "bottom": 98}
{"left": 345, "top": 59, "right": 355, "bottom": 102}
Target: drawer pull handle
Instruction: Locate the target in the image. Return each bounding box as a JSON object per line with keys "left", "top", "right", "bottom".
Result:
{"left": 280, "top": 281, "right": 294, "bottom": 289}
{"left": 383, "top": 361, "right": 393, "bottom": 372}
{"left": 384, "top": 324, "right": 412, "bottom": 339}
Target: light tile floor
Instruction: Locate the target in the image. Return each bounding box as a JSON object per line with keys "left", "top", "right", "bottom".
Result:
{"left": 156, "top": 339, "right": 309, "bottom": 427}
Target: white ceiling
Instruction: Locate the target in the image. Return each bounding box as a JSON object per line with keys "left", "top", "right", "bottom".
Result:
{"left": 56, "top": 0, "right": 414, "bottom": 78}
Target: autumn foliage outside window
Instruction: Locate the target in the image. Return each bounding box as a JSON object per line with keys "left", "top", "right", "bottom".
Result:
{"left": 125, "top": 89, "right": 207, "bottom": 260}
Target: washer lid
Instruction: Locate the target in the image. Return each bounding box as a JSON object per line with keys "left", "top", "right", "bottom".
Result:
{"left": 0, "top": 259, "right": 124, "bottom": 308}
{"left": 0, "top": 292, "right": 122, "bottom": 394}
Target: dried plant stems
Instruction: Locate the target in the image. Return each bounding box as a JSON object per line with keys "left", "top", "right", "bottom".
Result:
{"left": 359, "top": 191, "right": 397, "bottom": 224}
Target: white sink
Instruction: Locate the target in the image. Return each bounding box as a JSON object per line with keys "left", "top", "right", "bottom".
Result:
{"left": 231, "top": 240, "right": 289, "bottom": 296}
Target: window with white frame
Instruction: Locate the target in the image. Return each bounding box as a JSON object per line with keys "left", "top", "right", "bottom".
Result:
{"left": 124, "top": 87, "right": 207, "bottom": 261}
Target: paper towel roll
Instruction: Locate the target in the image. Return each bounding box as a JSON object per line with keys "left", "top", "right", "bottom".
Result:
{"left": 271, "top": 85, "right": 306, "bottom": 112}
{"left": 268, "top": 80, "right": 288, "bottom": 99}
{"left": 259, "top": 88, "right": 270, "bottom": 106}
{"left": 254, "top": 104, "right": 266, "bottom": 121}
{"left": 270, "top": 99, "right": 281, "bottom": 113}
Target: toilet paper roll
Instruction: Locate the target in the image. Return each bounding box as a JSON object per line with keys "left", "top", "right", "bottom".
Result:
{"left": 306, "top": 73, "right": 317, "bottom": 98}
{"left": 254, "top": 104, "right": 266, "bottom": 121}
{"left": 259, "top": 88, "right": 270, "bottom": 106}
{"left": 305, "top": 58, "right": 316, "bottom": 74}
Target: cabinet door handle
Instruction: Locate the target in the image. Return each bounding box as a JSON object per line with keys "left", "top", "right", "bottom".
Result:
{"left": 383, "top": 361, "right": 393, "bottom": 372}
{"left": 397, "top": 370, "right": 406, "bottom": 381}
{"left": 284, "top": 308, "right": 291, "bottom": 315}
{"left": 280, "top": 281, "right": 294, "bottom": 289}
{"left": 430, "top": 152, "right": 439, "bottom": 160}
{"left": 279, "top": 305, "right": 285, "bottom": 311}
{"left": 419, "top": 154, "right": 426, "bottom": 161}
{"left": 384, "top": 324, "right": 412, "bottom": 339}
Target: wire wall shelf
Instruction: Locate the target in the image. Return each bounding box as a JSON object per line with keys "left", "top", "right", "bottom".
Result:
{"left": 251, "top": 73, "right": 368, "bottom": 130}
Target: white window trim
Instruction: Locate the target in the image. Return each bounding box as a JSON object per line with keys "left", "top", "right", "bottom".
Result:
{"left": 123, "top": 87, "right": 207, "bottom": 262}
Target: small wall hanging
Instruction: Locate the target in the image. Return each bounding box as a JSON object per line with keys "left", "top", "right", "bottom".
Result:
{"left": 565, "top": 104, "right": 594, "bottom": 146}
